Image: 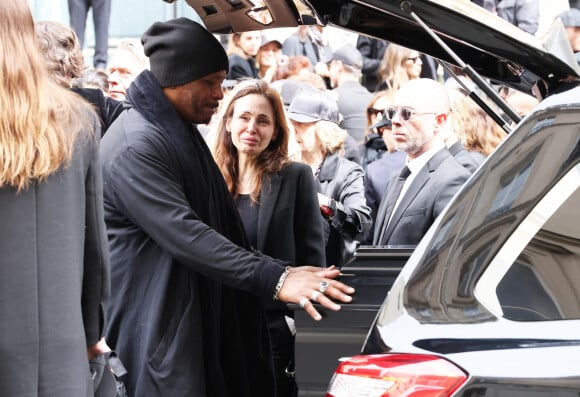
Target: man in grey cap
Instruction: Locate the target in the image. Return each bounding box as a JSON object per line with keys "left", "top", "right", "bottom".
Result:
{"left": 327, "top": 43, "right": 373, "bottom": 158}
{"left": 100, "top": 18, "right": 354, "bottom": 397}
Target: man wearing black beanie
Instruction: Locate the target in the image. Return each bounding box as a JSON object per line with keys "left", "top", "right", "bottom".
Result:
{"left": 99, "top": 17, "right": 354, "bottom": 397}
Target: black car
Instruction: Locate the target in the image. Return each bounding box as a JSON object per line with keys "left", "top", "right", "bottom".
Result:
{"left": 184, "top": 0, "right": 580, "bottom": 395}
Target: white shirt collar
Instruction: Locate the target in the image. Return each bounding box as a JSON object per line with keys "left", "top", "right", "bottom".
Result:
{"left": 406, "top": 140, "right": 445, "bottom": 175}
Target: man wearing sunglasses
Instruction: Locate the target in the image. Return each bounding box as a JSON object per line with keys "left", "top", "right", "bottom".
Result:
{"left": 373, "top": 78, "right": 471, "bottom": 246}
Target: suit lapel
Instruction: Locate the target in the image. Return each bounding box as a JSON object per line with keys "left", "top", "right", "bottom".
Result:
{"left": 381, "top": 148, "right": 449, "bottom": 243}
{"left": 257, "top": 171, "right": 282, "bottom": 251}
{"left": 382, "top": 170, "right": 429, "bottom": 243}
{"left": 375, "top": 176, "right": 396, "bottom": 244}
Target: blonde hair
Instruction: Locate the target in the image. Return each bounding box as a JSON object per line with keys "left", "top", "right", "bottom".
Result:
{"left": 211, "top": 79, "right": 290, "bottom": 203}
{"left": 0, "top": 0, "right": 96, "bottom": 191}
{"left": 449, "top": 90, "right": 507, "bottom": 156}
{"left": 378, "top": 44, "right": 417, "bottom": 91}
{"left": 315, "top": 120, "right": 347, "bottom": 155}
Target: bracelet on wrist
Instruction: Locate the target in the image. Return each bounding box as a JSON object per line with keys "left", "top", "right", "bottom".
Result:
{"left": 273, "top": 266, "right": 291, "bottom": 301}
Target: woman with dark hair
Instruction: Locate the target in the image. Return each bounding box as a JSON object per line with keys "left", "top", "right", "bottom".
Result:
{"left": 0, "top": 0, "right": 110, "bottom": 395}
{"left": 211, "top": 79, "right": 325, "bottom": 397}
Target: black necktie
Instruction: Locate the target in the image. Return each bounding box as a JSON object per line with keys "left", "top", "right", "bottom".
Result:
{"left": 377, "top": 165, "right": 411, "bottom": 244}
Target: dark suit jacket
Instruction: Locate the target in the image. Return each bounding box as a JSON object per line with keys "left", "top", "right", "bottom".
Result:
{"left": 282, "top": 33, "right": 334, "bottom": 68}
{"left": 332, "top": 80, "right": 373, "bottom": 145}
{"left": 228, "top": 53, "right": 258, "bottom": 80}
{"left": 373, "top": 148, "right": 471, "bottom": 246}
{"left": 363, "top": 150, "right": 406, "bottom": 243}
{"left": 257, "top": 162, "right": 326, "bottom": 268}
{"left": 448, "top": 141, "right": 485, "bottom": 173}
{"left": 356, "top": 35, "right": 387, "bottom": 92}
{"left": 254, "top": 162, "right": 325, "bottom": 397}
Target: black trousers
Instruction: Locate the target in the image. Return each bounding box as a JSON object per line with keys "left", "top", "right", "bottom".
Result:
{"left": 266, "top": 311, "right": 298, "bottom": 397}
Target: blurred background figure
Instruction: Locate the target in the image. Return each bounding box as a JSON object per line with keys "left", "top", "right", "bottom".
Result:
{"left": 35, "top": 20, "right": 123, "bottom": 133}
{"left": 227, "top": 30, "right": 262, "bottom": 80}
{"left": 282, "top": 25, "right": 334, "bottom": 86}
{"left": 356, "top": 35, "right": 388, "bottom": 92}
{"left": 449, "top": 91, "right": 508, "bottom": 158}
{"left": 256, "top": 35, "right": 285, "bottom": 82}
{"left": 275, "top": 55, "right": 312, "bottom": 80}
{"left": 0, "top": 1, "right": 111, "bottom": 396}
{"left": 505, "top": 89, "right": 540, "bottom": 120}
{"left": 68, "top": 0, "right": 111, "bottom": 69}
{"left": 287, "top": 88, "right": 371, "bottom": 267}
{"left": 441, "top": 90, "right": 486, "bottom": 172}
{"left": 35, "top": 20, "right": 85, "bottom": 88}
{"left": 107, "top": 40, "right": 149, "bottom": 100}
{"left": 557, "top": 7, "right": 580, "bottom": 63}
{"left": 73, "top": 67, "right": 110, "bottom": 93}
{"left": 478, "top": 0, "right": 540, "bottom": 35}
{"left": 377, "top": 43, "right": 423, "bottom": 92}
{"left": 327, "top": 44, "right": 373, "bottom": 157}
{"left": 362, "top": 90, "right": 390, "bottom": 168}
{"left": 211, "top": 79, "right": 325, "bottom": 397}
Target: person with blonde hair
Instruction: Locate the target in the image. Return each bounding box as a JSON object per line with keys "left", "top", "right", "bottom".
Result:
{"left": 212, "top": 79, "right": 325, "bottom": 397}
{"left": 0, "top": 0, "right": 111, "bottom": 395}
{"left": 449, "top": 90, "right": 507, "bottom": 157}
{"left": 377, "top": 43, "right": 423, "bottom": 92}
{"left": 287, "top": 88, "right": 371, "bottom": 267}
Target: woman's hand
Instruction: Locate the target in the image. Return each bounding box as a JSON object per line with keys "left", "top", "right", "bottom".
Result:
{"left": 278, "top": 266, "right": 355, "bottom": 321}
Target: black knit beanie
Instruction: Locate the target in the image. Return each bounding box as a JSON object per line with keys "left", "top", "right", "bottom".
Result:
{"left": 141, "top": 18, "right": 229, "bottom": 87}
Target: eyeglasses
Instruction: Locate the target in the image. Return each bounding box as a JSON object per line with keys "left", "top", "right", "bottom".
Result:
{"left": 386, "top": 106, "right": 436, "bottom": 121}
{"left": 367, "top": 108, "right": 383, "bottom": 117}
{"left": 405, "top": 56, "right": 421, "bottom": 63}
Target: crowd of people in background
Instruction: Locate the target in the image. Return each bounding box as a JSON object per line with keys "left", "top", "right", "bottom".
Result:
{"left": 2, "top": 0, "right": 580, "bottom": 396}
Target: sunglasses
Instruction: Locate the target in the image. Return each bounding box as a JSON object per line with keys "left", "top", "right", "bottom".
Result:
{"left": 367, "top": 108, "right": 383, "bottom": 117}
{"left": 405, "top": 56, "right": 421, "bottom": 63}
{"left": 386, "top": 106, "right": 436, "bottom": 121}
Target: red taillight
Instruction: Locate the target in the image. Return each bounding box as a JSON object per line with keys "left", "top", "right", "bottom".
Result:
{"left": 326, "top": 353, "right": 467, "bottom": 397}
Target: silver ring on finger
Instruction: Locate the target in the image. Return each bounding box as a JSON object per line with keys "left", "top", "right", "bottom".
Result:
{"left": 319, "top": 280, "right": 329, "bottom": 293}
{"left": 310, "top": 290, "right": 321, "bottom": 302}
{"left": 299, "top": 298, "right": 308, "bottom": 309}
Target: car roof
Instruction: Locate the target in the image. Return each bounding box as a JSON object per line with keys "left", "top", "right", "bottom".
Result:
{"left": 184, "top": 0, "right": 580, "bottom": 98}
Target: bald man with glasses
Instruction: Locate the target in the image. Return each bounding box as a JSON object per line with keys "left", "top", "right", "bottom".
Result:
{"left": 373, "top": 78, "right": 471, "bottom": 246}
